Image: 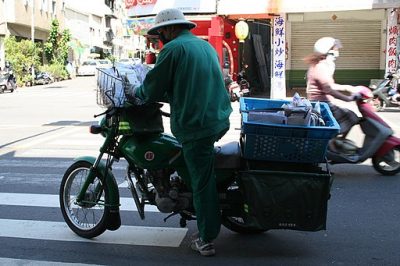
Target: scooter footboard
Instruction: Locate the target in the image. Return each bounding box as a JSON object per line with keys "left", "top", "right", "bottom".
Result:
{"left": 238, "top": 169, "right": 332, "bottom": 232}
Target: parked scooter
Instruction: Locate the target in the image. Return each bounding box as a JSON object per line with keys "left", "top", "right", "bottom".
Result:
{"left": 224, "top": 73, "right": 250, "bottom": 102}
{"left": 326, "top": 86, "right": 400, "bottom": 175}
{"left": 59, "top": 68, "right": 333, "bottom": 240}
{"left": 369, "top": 71, "right": 400, "bottom": 110}
{"left": 0, "top": 70, "right": 17, "bottom": 93}
{"left": 35, "top": 71, "right": 54, "bottom": 85}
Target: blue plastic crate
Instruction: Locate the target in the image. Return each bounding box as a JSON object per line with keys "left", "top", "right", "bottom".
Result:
{"left": 239, "top": 97, "right": 340, "bottom": 163}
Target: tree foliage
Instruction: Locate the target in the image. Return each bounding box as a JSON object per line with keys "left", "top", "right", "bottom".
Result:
{"left": 44, "top": 19, "right": 71, "bottom": 65}
{"left": 4, "top": 36, "right": 42, "bottom": 85}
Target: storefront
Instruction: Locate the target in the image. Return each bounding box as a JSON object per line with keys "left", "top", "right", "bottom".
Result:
{"left": 125, "top": 0, "right": 399, "bottom": 98}
{"left": 278, "top": 1, "right": 399, "bottom": 95}
{"left": 287, "top": 9, "right": 386, "bottom": 90}
{"left": 124, "top": 0, "right": 272, "bottom": 92}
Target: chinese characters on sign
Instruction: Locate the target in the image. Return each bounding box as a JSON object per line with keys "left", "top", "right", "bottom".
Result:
{"left": 386, "top": 10, "right": 398, "bottom": 74}
{"left": 272, "top": 15, "right": 286, "bottom": 99}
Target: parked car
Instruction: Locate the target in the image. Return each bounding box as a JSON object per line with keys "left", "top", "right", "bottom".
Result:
{"left": 96, "top": 59, "right": 112, "bottom": 69}
{"left": 77, "top": 60, "right": 98, "bottom": 76}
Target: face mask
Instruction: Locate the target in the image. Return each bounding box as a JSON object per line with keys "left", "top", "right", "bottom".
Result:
{"left": 328, "top": 50, "right": 339, "bottom": 59}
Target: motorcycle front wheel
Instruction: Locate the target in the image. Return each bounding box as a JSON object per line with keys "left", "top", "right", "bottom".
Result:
{"left": 59, "top": 161, "right": 109, "bottom": 238}
{"left": 372, "top": 146, "right": 400, "bottom": 175}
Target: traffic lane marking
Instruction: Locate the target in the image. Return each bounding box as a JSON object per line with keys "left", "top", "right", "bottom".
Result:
{"left": 0, "top": 127, "right": 83, "bottom": 156}
{"left": 0, "top": 192, "right": 160, "bottom": 212}
{"left": 0, "top": 257, "right": 103, "bottom": 266}
{"left": 0, "top": 219, "right": 187, "bottom": 248}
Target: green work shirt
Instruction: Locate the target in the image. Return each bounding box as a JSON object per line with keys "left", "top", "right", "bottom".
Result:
{"left": 135, "top": 30, "right": 233, "bottom": 143}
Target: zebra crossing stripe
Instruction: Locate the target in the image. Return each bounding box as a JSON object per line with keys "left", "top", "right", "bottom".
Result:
{"left": 0, "top": 257, "right": 103, "bottom": 266}
{"left": 0, "top": 219, "right": 187, "bottom": 247}
{"left": 0, "top": 192, "right": 160, "bottom": 212}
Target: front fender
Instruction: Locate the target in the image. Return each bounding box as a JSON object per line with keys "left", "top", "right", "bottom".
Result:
{"left": 74, "top": 156, "right": 120, "bottom": 210}
{"left": 374, "top": 136, "right": 400, "bottom": 157}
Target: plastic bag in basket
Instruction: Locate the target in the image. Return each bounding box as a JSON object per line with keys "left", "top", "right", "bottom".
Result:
{"left": 97, "top": 65, "right": 151, "bottom": 107}
{"left": 116, "top": 64, "right": 151, "bottom": 102}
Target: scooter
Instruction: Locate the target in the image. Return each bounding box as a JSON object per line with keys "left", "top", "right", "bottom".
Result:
{"left": 224, "top": 74, "right": 250, "bottom": 102}
{"left": 0, "top": 71, "right": 17, "bottom": 93}
{"left": 369, "top": 71, "right": 400, "bottom": 110}
{"left": 35, "top": 71, "right": 54, "bottom": 85}
{"left": 326, "top": 86, "right": 400, "bottom": 175}
{"left": 59, "top": 68, "right": 332, "bottom": 240}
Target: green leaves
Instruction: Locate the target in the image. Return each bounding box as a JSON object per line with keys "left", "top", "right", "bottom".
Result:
{"left": 44, "top": 19, "right": 70, "bottom": 65}
{"left": 4, "top": 36, "right": 42, "bottom": 86}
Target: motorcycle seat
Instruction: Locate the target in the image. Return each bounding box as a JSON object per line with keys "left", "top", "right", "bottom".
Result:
{"left": 214, "top": 141, "right": 241, "bottom": 169}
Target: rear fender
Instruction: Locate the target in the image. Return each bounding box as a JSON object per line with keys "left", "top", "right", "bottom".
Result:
{"left": 74, "top": 156, "right": 120, "bottom": 230}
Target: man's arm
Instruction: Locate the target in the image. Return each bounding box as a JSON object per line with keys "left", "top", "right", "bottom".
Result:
{"left": 135, "top": 48, "right": 175, "bottom": 103}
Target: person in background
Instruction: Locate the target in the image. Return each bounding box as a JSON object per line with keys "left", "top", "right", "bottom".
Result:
{"left": 130, "top": 8, "right": 233, "bottom": 256}
{"left": 305, "top": 37, "right": 360, "bottom": 136}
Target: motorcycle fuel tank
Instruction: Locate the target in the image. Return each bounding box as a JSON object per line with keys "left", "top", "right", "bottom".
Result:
{"left": 119, "top": 133, "right": 185, "bottom": 169}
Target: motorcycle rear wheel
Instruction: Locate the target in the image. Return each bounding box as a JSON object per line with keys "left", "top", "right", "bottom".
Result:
{"left": 60, "top": 161, "right": 109, "bottom": 238}
{"left": 372, "top": 146, "right": 400, "bottom": 175}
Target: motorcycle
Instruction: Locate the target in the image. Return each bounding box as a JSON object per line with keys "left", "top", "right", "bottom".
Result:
{"left": 34, "top": 71, "right": 54, "bottom": 85}
{"left": 59, "top": 68, "right": 332, "bottom": 240}
{"left": 224, "top": 74, "right": 250, "bottom": 102}
{"left": 369, "top": 71, "right": 400, "bottom": 110}
{"left": 326, "top": 86, "right": 400, "bottom": 175}
{"left": 0, "top": 71, "right": 17, "bottom": 93}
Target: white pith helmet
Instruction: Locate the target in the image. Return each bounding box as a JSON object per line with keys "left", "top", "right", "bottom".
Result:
{"left": 314, "top": 37, "right": 342, "bottom": 55}
{"left": 147, "top": 8, "right": 197, "bottom": 35}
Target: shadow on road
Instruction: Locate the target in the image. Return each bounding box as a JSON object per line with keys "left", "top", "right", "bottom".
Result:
{"left": 43, "top": 120, "right": 97, "bottom": 126}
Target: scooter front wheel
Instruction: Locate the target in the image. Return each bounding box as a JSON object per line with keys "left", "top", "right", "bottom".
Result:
{"left": 372, "top": 146, "right": 400, "bottom": 175}
{"left": 59, "top": 161, "right": 109, "bottom": 238}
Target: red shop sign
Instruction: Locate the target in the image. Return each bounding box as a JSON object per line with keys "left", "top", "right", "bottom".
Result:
{"left": 125, "top": 0, "right": 157, "bottom": 9}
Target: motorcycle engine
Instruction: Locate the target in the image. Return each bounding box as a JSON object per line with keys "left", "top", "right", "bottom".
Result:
{"left": 148, "top": 169, "right": 192, "bottom": 213}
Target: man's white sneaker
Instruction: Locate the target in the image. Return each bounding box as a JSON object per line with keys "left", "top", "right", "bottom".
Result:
{"left": 190, "top": 237, "right": 215, "bottom": 256}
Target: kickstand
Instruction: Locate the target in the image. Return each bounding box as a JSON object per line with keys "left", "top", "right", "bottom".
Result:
{"left": 163, "top": 212, "right": 178, "bottom": 222}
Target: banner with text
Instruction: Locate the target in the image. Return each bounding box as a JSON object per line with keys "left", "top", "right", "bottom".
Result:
{"left": 271, "top": 15, "right": 286, "bottom": 99}
{"left": 126, "top": 0, "right": 217, "bottom": 17}
{"left": 386, "top": 9, "right": 399, "bottom": 74}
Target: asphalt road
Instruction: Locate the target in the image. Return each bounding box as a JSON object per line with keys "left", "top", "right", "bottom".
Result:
{"left": 0, "top": 76, "right": 399, "bottom": 265}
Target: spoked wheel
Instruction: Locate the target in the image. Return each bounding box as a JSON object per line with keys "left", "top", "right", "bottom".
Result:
{"left": 59, "top": 161, "right": 109, "bottom": 238}
{"left": 372, "top": 146, "right": 400, "bottom": 175}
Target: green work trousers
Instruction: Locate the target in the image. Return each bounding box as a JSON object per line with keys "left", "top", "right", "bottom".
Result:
{"left": 181, "top": 129, "right": 228, "bottom": 242}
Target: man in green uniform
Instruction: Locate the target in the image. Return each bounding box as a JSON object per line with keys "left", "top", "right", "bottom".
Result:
{"left": 133, "top": 8, "right": 232, "bottom": 256}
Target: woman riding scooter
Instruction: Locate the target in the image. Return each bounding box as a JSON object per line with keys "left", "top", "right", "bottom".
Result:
{"left": 305, "top": 37, "right": 359, "bottom": 149}
{"left": 305, "top": 37, "right": 400, "bottom": 175}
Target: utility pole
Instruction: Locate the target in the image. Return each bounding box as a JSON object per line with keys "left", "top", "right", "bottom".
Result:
{"left": 31, "top": 0, "right": 35, "bottom": 83}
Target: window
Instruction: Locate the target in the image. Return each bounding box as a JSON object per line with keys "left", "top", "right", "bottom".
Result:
{"left": 41, "top": 0, "right": 48, "bottom": 12}
{"left": 51, "top": 0, "right": 56, "bottom": 16}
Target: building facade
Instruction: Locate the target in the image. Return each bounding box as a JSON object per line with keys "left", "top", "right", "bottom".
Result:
{"left": 0, "top": 0, "right": 66, "bottom": 68}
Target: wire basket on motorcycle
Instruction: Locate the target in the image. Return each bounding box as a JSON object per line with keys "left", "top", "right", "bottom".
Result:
{"left": 96, "top": 64, "right": 151, "bottom": 108}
